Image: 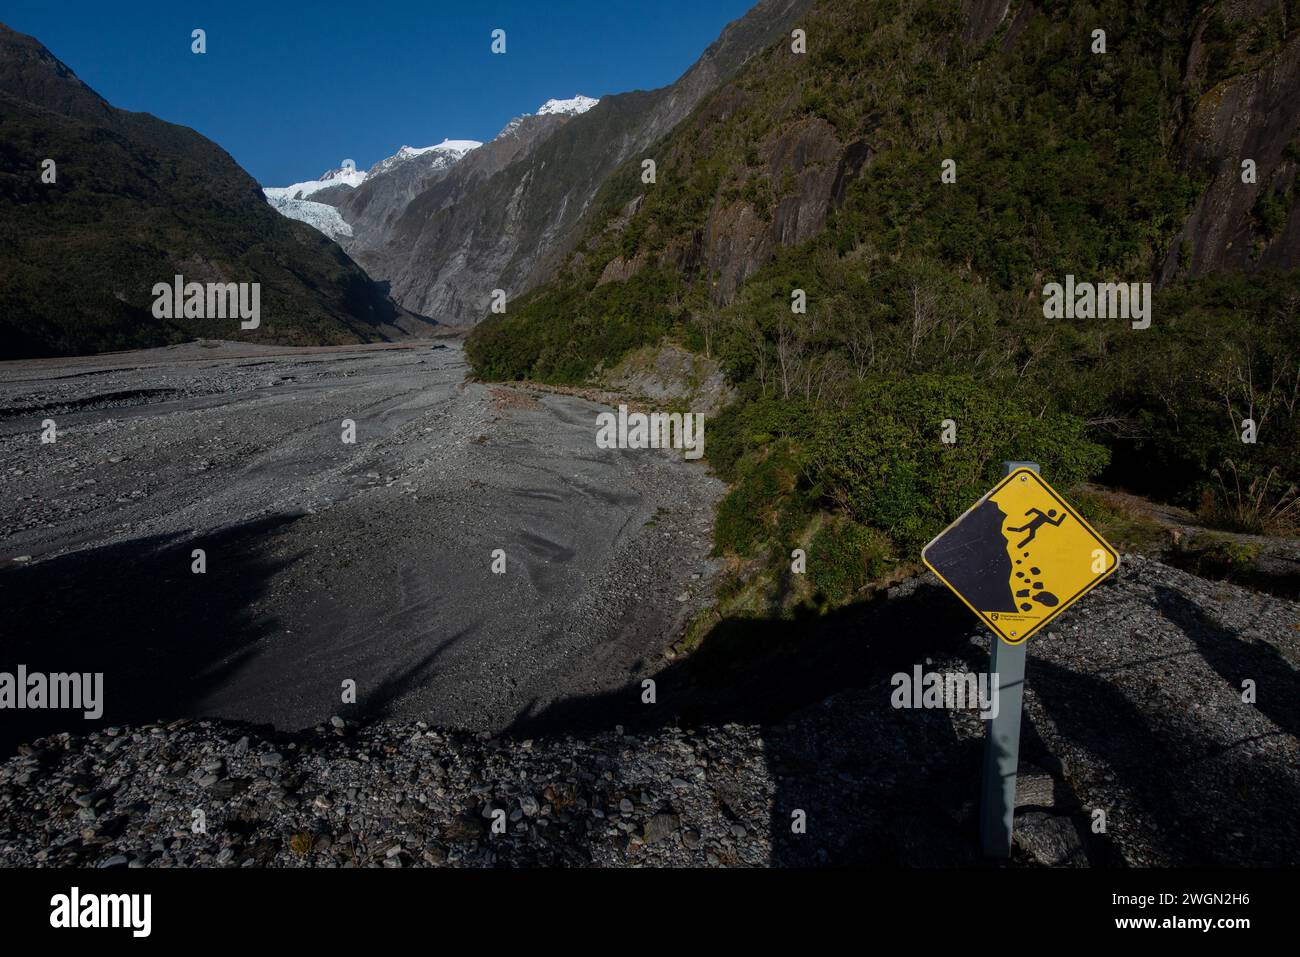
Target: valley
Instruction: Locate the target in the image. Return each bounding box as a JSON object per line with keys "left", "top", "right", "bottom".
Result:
{"left": 1, "top": 0, "right": 1298, "bottom": 879}
{"left": 0, "top": 341, "right": 724, "bottom": 755}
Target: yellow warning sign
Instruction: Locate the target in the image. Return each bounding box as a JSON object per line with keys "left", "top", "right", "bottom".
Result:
{"left": 921, "top": 468, "right": 1118, "bottom": 645}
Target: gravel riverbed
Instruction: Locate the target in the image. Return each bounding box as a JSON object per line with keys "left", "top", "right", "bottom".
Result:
{"left": 1, "top": 555, "right": 1295, "bottom": 867}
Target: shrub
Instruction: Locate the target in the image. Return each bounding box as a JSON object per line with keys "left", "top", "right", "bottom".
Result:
{"left": 706, "top": 396, "right": 818, "bottom": 482}
{"left": 465, "top": 268, "right": 685, "bottom": 384}
{"left": 806, "top": 517, "right": 894, "bottom": 604}
{"left": 1169, "top": 536, "right": 1263, "bottom": 581}
{"left": 804, "top": 376, "right": 1109, "bottom": 553}
{"left": 710, "top": 376, "right": 1108, "bottom": 567}
{"left": 713, "top": 440, "right": 811, "bottom": 555}
{"left": 1200, "top": 461, "right": 1300, "bottom": 535}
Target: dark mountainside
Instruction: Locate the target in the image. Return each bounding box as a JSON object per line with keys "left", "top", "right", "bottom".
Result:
{"left": 0, "top": 24, "right": 431, "bottom": 359}
{"left": 348, "top": 0, "right": 815, "bottom": 326}
{"left": 468, "top": 0, "right": 1300, "bottom": 612}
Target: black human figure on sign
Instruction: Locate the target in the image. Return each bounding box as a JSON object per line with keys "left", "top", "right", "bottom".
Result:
{"left": 1007, "top": 508, "right": 1066, "bottom": 548}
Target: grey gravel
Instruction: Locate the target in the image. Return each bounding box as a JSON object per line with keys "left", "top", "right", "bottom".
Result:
{"left": 0, "top": 556, "right": 1294, "bottom": 868}
{"left": 0, "top": 340, "right": 724, "bottom": 749}
{"left": 1, "top": 343, "right": 1296, "bottom": 868}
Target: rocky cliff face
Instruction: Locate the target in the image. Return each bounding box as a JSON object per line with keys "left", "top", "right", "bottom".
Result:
{"left": 594, "top": 107, "right": 872, "bottom": 305}
{"left": 339, "top": 113, "right": 570, "bottom": 291}
{"left": 968, "top": 0, "right": 1300, "bottom": 290}
{"left": 335, "top": 140, "right": 483, "bottom": 257}
{"left": 1160, "top": 1, "right": 1300, "bottom": 282}
{"left": 960, "top": 0, "right": 1014, "bottom": 45}
{"left": 687, "top": 114, "right": 870, "bottom": 305}
{"left": 590, "top": 0, "right": 1300, "bottom": 306}
{"left": 359, "top": 0, "right": 814, "bottom": 325}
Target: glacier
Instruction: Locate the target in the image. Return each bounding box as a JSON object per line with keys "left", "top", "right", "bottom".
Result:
{"left": 261, "top": 194, "right": 354, "bottom": 241}
{"left": 263, "top": 140, "right": 481, "bottom": 238}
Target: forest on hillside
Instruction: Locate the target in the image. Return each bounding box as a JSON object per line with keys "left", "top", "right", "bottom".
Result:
{"left": 467, "top": 0, "right": 1300, "bottom": 606}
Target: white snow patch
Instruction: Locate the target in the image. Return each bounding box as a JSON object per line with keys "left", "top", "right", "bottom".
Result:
{"left": 262, "top": 192, "right": 354, "bottom": 241}
{"left": 366, "top": 139, "right": 482, "bottom": 177}
{"left": 536, "top": 94, "right": 599, "bottom": 116}
{"left": 264, "top": 166, "right": 366, "bottom": 201}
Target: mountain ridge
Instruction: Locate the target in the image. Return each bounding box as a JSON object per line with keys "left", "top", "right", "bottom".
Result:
{"left": 0, "top": 22, "right": 432, "bottom": 358}
{"left": 465, "top": 0, "right": 1300, "bottom": 611}
{"left": 341, "top": 0, "right": 814, "bottom": 325}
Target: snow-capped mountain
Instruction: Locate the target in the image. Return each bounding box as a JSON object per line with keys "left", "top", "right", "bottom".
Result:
{"left": 536, "top": 94, "right": 599, "bottom": 117}
{"left": 496, "top": 95, "right": 599, "bottom": 139}
{"left": 264, "top": 165, "right": 366, "bottom": 202}
{"left": 262, "top": 100, "right": 589, "bottom": 246}
{"left": 264, "top": 140, "right": 480, "bottom": 238}
{"left": 367, "top": 139, "right": 482, "bottom": 178}
{"left": 319, "top": 163, "right": 368, "bottom": 187}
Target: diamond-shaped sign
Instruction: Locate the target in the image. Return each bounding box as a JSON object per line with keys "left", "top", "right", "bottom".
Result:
{"left": 922, "top": 468, "right": 1119, "bottom": 644}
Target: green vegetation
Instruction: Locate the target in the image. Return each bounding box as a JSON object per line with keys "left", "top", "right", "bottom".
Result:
{"left": 465, "top": 267, "right": 685, "bottom": 382}
{"left": 806, "top": 517, "right": 893, "bottom": 605}
{"left": 1108, "top": 273, "right": 1300, "bottom": 512}
{"left": 1072, "top": 490, "right": 1172, "bottom": 555}
{"left": 705, "top": 376, "right": 1109, "bottom": 606}
{"left": 0, "top": 81, "right": 403, "bottom": 358}
{"left": 1202, "top": 461, "right": 1299, "bottom": 536}
{"left": 468, "top": 0, "right": 1300, "bottom": 610}
{"left": 1167, "top": 534, "right": 1266, "bottom": 586}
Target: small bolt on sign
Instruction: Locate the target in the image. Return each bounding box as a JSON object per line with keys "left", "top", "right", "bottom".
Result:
{"left": 921, "top": 468, "right": 1119, "bottom": 644}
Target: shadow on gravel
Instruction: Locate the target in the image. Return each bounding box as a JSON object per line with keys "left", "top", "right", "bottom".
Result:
{"left": 0, "top": 516, "right": 300, "bottom": 758}
{"left": 1029, "top": 655, "right": 1300, "bottom": 866}
{"left": 507, "top": 574, "right": 1300, "bottom": 866}
{"left": 1154, "top": 585, "right": 1300, "bottom": 740}
{"left": 509, "top": 580, "right": 1000, "bottom": 865}
{"left": 362, "top": 628, "right": 476, "bottom": 723}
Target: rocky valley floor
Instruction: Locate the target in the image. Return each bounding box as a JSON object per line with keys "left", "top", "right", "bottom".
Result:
{"left": 0, "top": 341, "right": 723, "bottom": 752}
{"left": 0, "top": 344, "right": 1297, "bottom": 867}
{"left": 0, "top": 555, "right": 1296, "bottom": 867}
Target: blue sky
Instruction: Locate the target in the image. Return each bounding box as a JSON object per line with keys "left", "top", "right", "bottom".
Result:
{"left": 3, "top": 0, "right": 755, "bottom": 186}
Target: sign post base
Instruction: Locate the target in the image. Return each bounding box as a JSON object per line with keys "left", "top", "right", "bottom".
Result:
{"left": 980, "top": 635, "right": 1026, "bottom": 858}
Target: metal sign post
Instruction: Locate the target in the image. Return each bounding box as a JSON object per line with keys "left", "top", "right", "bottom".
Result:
{"left": 921, "top": 459, "right": 1119, "bottom": 859}
{"left": 981, "top": 622, "right": 1027, "bottom": 857}
{"left": 980, "top": 461, "right": 1036, "bottom": 859}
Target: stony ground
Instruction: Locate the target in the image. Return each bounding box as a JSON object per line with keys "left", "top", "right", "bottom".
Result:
{"left": 0, "top": 340, "right": 723, "bottom": 750}
{"left": 0, "top": 556, "right": 1295, "bottom": 868}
